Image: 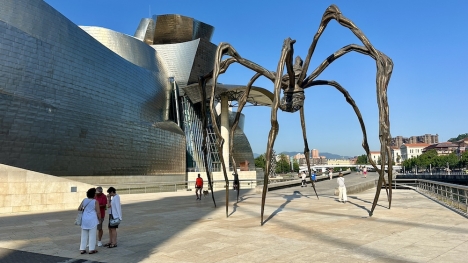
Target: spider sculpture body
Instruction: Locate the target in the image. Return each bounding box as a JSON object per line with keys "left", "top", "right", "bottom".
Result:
{"left": 199, "top": 4, "right": 394, "bottom": 225}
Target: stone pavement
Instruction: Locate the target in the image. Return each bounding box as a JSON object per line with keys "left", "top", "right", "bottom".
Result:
{"left": 0, "top": 174, "right": 467, "bottom": 263}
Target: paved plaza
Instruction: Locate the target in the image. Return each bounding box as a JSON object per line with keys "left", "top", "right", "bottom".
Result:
{"left": 0, "top": 172, "right": 467, "bottom": 262}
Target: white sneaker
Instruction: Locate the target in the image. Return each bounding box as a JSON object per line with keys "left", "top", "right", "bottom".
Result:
{"left": 98, "top": 241, "right": 103, "bottom": 247}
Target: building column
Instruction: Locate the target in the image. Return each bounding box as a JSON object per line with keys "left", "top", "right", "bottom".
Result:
{"left": 220, "top": 95, "right": 230, "bottom": 172}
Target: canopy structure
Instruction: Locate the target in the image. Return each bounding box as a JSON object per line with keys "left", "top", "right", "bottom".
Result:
{"left": 182, "top": 83, "right": 274, "bottom": 107}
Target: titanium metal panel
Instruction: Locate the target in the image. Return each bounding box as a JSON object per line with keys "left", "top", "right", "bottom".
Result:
{"left": 228, "top": 112, "right": 255, "bottom": 171}
{"left": 153, "top": 14, "right": 214, "bottom": 44}
{"left": 152, "top": 39, "right": 208, "bottom": 88}
{"left": 0, "top": 0, "right": 186, "bottom": 177}
{"left": 134, "top": 18, "right": 155, "bottom": 45}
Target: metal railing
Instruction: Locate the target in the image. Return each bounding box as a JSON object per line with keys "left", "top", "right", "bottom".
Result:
{"left": 105, "top": 179, "right": 263, "bottom": 195}
{"left": 394, "top": 179, "right": 468, "bottom": 215}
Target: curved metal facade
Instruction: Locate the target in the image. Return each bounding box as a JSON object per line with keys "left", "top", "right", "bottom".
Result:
{"left": 0, "top": 0, "right": 259, "bottom": 180}
{"left": 0, "top": 0, "right": 185, "bottom": 177}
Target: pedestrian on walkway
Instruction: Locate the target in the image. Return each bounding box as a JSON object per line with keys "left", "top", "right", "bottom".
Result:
{"left": 363, "top": 167, "right": 367, "bottom": 178}
{"left": 301, "top": 171, "right": 307, "bottom": 187}
{"left": 329, "top": 169, "right": 333, "bottom": 180}
{"left": 94, "top": 186, "right": 107, "bottom": 247}
{"left": 195, "top": 174, "right": 203, "bottom": 200}
{"left": 79, "top": 188, "right": 101, "bottom": 254}
{"left": 105, "top": 187, "right": 121, "bottom": 249}
{"left": 311, "top": 170, "right": 316, "bottom": 185}
{"left": 337, "top": 172, "right": 347, "bottom": 203}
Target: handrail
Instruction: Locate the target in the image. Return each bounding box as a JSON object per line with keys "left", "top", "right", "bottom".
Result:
{"left": 394, "top": 178, "right": 468, "bottom": 216}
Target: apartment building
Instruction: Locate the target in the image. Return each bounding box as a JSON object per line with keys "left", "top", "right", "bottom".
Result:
{"left": 400, "top": 143, "right": 430, "bottom": 161}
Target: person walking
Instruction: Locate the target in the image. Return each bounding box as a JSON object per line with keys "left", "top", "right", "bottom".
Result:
{"left": 79, "top": 188, "right": 101, "bottom": 254}
{"left": 301, "top": 171, "right": 307, "bottom": 187}
{"left": 337, "top": 172, "right": 347, "bottom": 203}
{"left": 311, "top": 170, "right": 316, "bottom": 185}
{"left": 195, "top": 174, "right": 203, "bottom": 200}
{"left": 363, "top": 166, "right": 367, "bottom": 178}
{"left": 329, "top": 169, "right": 333, "bottom": 180}
{"left": 105, "top": 187, "right": 121, "bottom": 249}
{"left": 94, "top": 186, "right": 107, "bottom": 247}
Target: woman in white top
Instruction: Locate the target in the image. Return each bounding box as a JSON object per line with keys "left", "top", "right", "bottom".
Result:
{"left": 105, "top": 187, "right": 122, "bottom": 248}
{"left": 337, "top": 173, "right": 347, "bottom": 203}
{"left": 78, "top": 188, "right": 101, "bottom": 254}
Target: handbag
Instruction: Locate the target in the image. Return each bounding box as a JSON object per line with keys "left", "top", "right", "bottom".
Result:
{"left": 74, "top": 199, "right": 91, "bottom": 226}
{"left": 109, "top": 215, "right": 121, "bottom": 227}
{"left": 109, "top": 204, "right": 121, "bottom": 227}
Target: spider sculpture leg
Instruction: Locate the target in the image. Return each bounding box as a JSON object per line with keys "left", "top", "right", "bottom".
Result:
{"left": 261, "top": 38, "right": 296, "bottom": 225}
{"left": 299, "top": 5, "right": 394, "bottom": 216}
{"left": 198, "top": 77, "right": 217, "bottom": 208}
{"left": 229, "top": 73, "right": 263, "bottom": 203}
{"left": 208, "top": 43, "right": 278, "bottom": 219}
{"left": 299, "top": 107, "right": 319, "bottom": 199}
{"left": 304, "top": 44, "right": 392, "bottom": 205}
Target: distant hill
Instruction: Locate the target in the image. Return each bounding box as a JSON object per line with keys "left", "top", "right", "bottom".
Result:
{"left": 253, "top": 151, "right": 351, "bottom": 159}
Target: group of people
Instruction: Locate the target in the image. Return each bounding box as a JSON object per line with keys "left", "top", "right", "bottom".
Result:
{"left": 298, "top": 170, "right": 347, "bottom": 203}
{"left": 194, "top": 173, "right": 240, "bottom": 200}
{"left": 78, "top": 186, "right": 122, "bottom": 254}
{"left": 300, "top": 170, "right": 317, "bottom": 187}
{"left": 357, "top": 166, "right": 368, "bottom": 178}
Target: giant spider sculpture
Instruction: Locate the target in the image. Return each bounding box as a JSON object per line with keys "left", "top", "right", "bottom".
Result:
{"left": 198, "top": 4, "right": 393, "bottom": 225}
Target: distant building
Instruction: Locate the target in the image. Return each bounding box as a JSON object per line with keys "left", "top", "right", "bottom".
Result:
{"left": 400, "top": 143, "right": 430, "bottom": 161}
{"left": 312, "top": 149, "right": 319, "bottom": 158}
{"left": 370, "top": 151, "right": 381, "bottom": 164}
{"left": 391, "top": 134, "right": 438, "bottom": 148}
{"left": 391, "top": 147, "right": 402, "bottom": 164}
{"left": 422, "top": 142, "right": 458, "bottom": 156}
{"left": 327, "top": 159, "right": 352, "bottom": 165}
{"left": 294, "top": 153, "right": 305, "bottom": 160}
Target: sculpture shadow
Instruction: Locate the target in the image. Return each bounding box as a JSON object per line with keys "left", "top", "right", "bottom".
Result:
{"left": 263, "top": 190, "right": 307, "bottom": 224}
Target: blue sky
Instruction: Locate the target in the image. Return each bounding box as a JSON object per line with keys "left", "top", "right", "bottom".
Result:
{"left": 44, "top": 0, "right": 468, "bottom": 157}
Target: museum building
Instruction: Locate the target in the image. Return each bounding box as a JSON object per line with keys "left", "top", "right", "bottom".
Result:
{"left": 0, "top": 0, "right": 273, "bottom": 212}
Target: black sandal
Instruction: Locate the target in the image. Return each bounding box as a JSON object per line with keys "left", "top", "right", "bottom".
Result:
{"left": 103, "top": 243, "right": 111, "bottom": 247}
{"left": 89, "top": 250, "right": 98, "bottom": 254}
{"left": 108, "top": 244, "right": 118, "bottom": 248}
{"left": 80, "top": 250, "right": 87, "bottom": 254}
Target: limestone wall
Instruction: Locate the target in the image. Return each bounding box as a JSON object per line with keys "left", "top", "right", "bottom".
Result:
{"left": 0, "top": 164, "right": 95, "bottom": 214}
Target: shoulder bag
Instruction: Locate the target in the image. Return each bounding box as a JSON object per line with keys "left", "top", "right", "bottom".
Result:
{"left": 109, "top": 202, "right": 121, "bottom": 227}
{"left": 74, "top": 199, "right": 91, "bottom": 226}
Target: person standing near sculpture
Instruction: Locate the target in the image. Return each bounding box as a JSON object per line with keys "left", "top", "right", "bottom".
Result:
{"left": 195, "top": 174, "right": 203, "bottom": 200}
{"left": 94, "top": 186, "right": 107, "bottom": 247}
{"left": 311, "top": 170, "right": 316, "bottom": 184}
{"left": 79, "top": 188, "right": 101, "bottom": 254}
{"left": 363, "top": 167, "right": 367, "bottom": 178}
{"left": 337, "top": 172, "right": 347, "bottom": 203}
{"left": 105, "top": 187, "right": 121, "bottom": 248}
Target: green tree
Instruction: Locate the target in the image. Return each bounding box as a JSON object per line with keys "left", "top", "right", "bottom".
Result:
{"left": 356, "top": 154, "right": 368, "bottom": 164}
{"left": 446, "top": 153, "right": 459, "bottom": 168}
{"left": 293, "top": 159, "right": 299, "bottom": 173}
{"left": 275, "top": 154, "right": 290, "bottom": 174}
{"left": 460, "top": 151, "right": 468, "bottom": 167}
{"left": 396, "top": 153, "right": 401, "bottom": 164}
{"left": 377, "top": 156, "right": 382, "bottom": 165}
{"left": 448, "top": 133, "right": 468, "bottom": 142}
{"left": 255, "top": 154, "right": 266, "bottom": 170}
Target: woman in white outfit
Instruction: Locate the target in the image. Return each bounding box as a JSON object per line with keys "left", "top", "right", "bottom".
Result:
{"left": 337, "top": 173, "right": 347, "bottom": 203}
{"left": 105, "top": 187, "right": 122, "bottom": 248}
{"left": 79, "top": 188, "right": 101, "bottom": 254}
{"left": 329, "top": 169, "right": 333, "bottom": 180}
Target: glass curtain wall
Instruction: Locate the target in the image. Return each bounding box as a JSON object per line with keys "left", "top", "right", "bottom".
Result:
{"left": 181, "top": 96, "right": 221, "bottom": 172}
